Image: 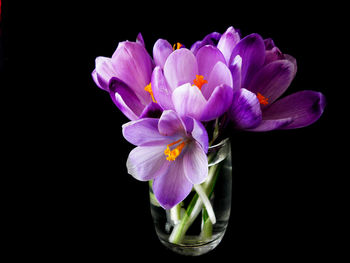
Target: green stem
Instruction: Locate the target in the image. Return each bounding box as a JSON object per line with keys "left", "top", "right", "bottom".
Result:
{"left": 209, "top": 118, "right": 220, "bottom": 146}
{"left": 168, "top": 160, "right": 222, "bottom": 244}
{"left": 169, "top": 203, "right": 182, "bottom": 224}
{"left": 201, "top": 209, "right": 213, "bottom": 240}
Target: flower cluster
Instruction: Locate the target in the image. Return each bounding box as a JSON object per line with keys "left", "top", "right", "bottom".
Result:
{"left": 92, "top": 27, "right": 326, "bottom": 209}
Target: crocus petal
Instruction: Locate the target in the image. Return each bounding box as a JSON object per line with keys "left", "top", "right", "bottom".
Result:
{"left": 153, "top": 39, "right": 173, "bottom": 69}
{"left": 217, "top": 26, "right": 240, "bottom": 65}
{"left": 202, "top": 61, "right": 233, "bottom": 100}
{"left": 127, "top": 145, "right": 169, "bottom": 181}
{"left": 248, "top": 60, "right": 295, "bottom": 104}
{"left": 91, "top": 69, "right": 103, "bottom": 90}
{"left": 264, "top": 38, "right": 276, "bottom": 50}
{"left": 183, "top": 141, "right": 208, "bottom": 184}
{"left": 228, "top": 88, "right": 262, "bottom": 129}
{"left": 139, "top": 102, "right": 163, "bottom": 119}
{"left": 95, "top": 56, "right": 117, "bottom": 91}
{"left": 172, "top": 83, "right": 207, "bottom": 120}
{"left": 111, "top": 41, "right": 153, "bottom": 105}
{"left": 109, "top": 77, "right": 144, "bottom": 120}
{"left": 200, "top": 84, "right": 233, "bottom": 122}
{"left": 284, "top": 54, "right": 297, "bottom": 77}
{"left": 164, "top": 48, "right": 198, "bottom": 90}
{"left": 190, "top": 32, "right": 222, "bottom": 55}
{"left": 158, "top": 110, "right": 187, "bottom": 137}
{"left": 247, "top": 118, "right": 293, "bottom": 132}
{"left": 153, "top": 155, "right": 193, "bottom": 209}
{"left": 122, "top": 118, "right": 172, "bottom": 146}
{"left": 196, "top": 45, "right": 226, "bottom": 79}
{"left": 264, "top": 47, "right": 284, "bottom": 65}
{"left": 113, "top": 94, "right": 139, "bottom": 121}
{"left": 136, "top": 32, "right": 145, "bottom": 47}
{"left": 181, "top": 116, "right": 194, "bottom": 134}
{"left": 229, "top": 55, "right": 242, "bottom": 91}
{"left": 151, "top": 66, "right": 175, "bottom": 110}
{"left": 261, "top": 90, "right": 326, "bottom": 130}
{"left": 230, "top": 33, "right": 266, "bottom": 90}
{"left": 191, "top": 119, "right": 209, "bottom": 153}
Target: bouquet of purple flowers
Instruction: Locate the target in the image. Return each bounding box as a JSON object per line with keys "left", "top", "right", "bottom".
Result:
{"left": 92, "top": 26, "right": 325, "bottom": 254}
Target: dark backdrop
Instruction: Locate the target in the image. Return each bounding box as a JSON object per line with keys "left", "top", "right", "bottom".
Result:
{"left": 2, "top": 1, "right": 342, "bottom": 261}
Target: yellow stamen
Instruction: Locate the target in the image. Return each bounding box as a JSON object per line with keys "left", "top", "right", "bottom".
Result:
{"left": 192, "top": 75, "right": 208, "bottom": 90}
{"left": 144, "top": 82, "right": 157, "bottom": 103}
{"left": 164, "top": 139, "right": 186, "bottom": 161}
{"left": 257, "top": 92, "right": 269, "bottom": 105}
{"left": 172, "top": 42, "right": 183, "bottom": 51}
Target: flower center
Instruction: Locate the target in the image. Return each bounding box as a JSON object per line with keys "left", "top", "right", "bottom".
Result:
{"left": 172, "top": 42, "right": 183, "bottom": 50}
{"left": 257, "top": 92, "right": 269, "bottom": 105}
{"left": 164, "top": 139, "right": 186, "bottom": 161}
{"left": 192, "top": 75, "right": 208, "bottom": 90}
{"left": 144, "top": 82, "right": 157, "bottom": 103}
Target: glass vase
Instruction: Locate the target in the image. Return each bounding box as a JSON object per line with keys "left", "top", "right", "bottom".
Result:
{"left": 149, "top": 138, "right": 232, "bottom": 256}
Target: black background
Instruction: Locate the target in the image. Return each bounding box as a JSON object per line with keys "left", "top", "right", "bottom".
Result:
{"left": 1, "top": 0, "right": 344, "bottom": 261}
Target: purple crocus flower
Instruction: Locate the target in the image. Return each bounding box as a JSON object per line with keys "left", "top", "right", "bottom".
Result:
{"left": 151, "top": 46, "right": 234, "bottom": 122}
{"left": 153, "top": 39, "right": 174, "bottom": 69}
{"left": 150, "top": 27, "right": 241, "bottom": 123}
{"left": 191, "top": 27, "right": 241, "bottom": 63}
{"left": 187, "top": 26, "right": 325, "bottom": 130}
{"left": 122, "top": 110, "right": 209, "bottom": 209}
{"left": 92, "top": 34, "right": 161, "bottom": 120}
{"left": 227, "top": 33, "right": 326, "bottom": 131}
{"left": 152, "top": 27, "right": 238, "bottom": 69}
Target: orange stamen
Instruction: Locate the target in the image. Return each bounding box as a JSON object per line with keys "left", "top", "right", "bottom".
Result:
{"left": 172, "top": 42, "right": 183, "bottom": 50}
{"left": 192, "top": 75, "right": 208, "bottom": 90}
{"left": 257, "top": 92, "right": 269, "bottom": 105}
{"left": 144, "top": 82, "right": 157, "bottom": 103}
{"left": 164, "top": 140, "right": 186, "bottom": 161}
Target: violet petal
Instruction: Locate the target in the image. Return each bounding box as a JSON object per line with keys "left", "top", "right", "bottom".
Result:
{"left": 230, "top": 33, "right": 266, "bottom": 90}
{"left": 191, "top": 119, "right": 209, "bottom": 153}
{"left": 158, "top": 110, "right": 187, "bottom": 137}
{"left": 91, "top": 69, "right": 103, "bottom": 90}
{"left": 183, "top": 141, "right": 208, "bottom": 184}
{"left": 95, "top": 56, "right": 117, "bottom": 91}
{"left": 111, "top": 41, "right": 153, "bottom": 105}
{"left": 122, "top": 118, "right": 172, "bottom": 146}
{"left": 172, "top": 83, "right": 207, "bottom": 120}
{"left": 153, "top": 39, "right": 173, "bottom": 69}
{"left": 248, "top": 60, "right": 295, "bottom": 105}
{"left": 190, "top": 32, "right": 222, "bottom": 55}
{"left": 196, "top": 45, "right": 226, "bottom": 79}
{"left": 261, "top": 90, "right": 326, "bottom": 130}
{"left": 127, "top": 145, "right": 170, "bottom": 181}
{"left": 181, "top": 116, "right": 194, "bottom": 134}
{"left": 202, "top": 61, "right": 233, "bottom": 100}
{"left": 247, "top": 118, "right": 293, "bottom": 132}
{"left": 228, "top": 88, "right": 262, "bottom": 129}
{"left": 284, "top": 54, "right": 297, "bottom": 77}
{"left": 200, "top": 84, "right": 233, "bottom": 122}
{"left": 109, "top": 77, "right": 144, "bottom": 120}
{"left": 264, "top": 38, "right": 276, "bottom": 50}
{"left": 153, "top": 155, "right": 193, "bottom": 209}
{"left": 229, "top": 55, "right": 242, "bottom": 91}
{"left": 151, "top": 66, "right": 175, "bottom": 110}
{"left": 164, "top": 48, "right": 198, "bottom": 90}
{"left": 139, "top": 102, "right": 163, "bottom": 119}
{"left": 264, "top": 47, "right": 284, "bottom": 65}
{"left": 136, "top": 32, "right": 145, "bottom": 47}
{"left": 217, "top": 26, "right": 240, "bottom": 65}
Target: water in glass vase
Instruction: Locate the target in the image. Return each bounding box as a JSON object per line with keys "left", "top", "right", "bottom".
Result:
{"left": 149, "top": 138, "right": 232, "bottom": 256}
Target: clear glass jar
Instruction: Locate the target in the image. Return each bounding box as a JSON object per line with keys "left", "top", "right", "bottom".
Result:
{"left": 149, "top": 138, "right": 232, "bottom": 256}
